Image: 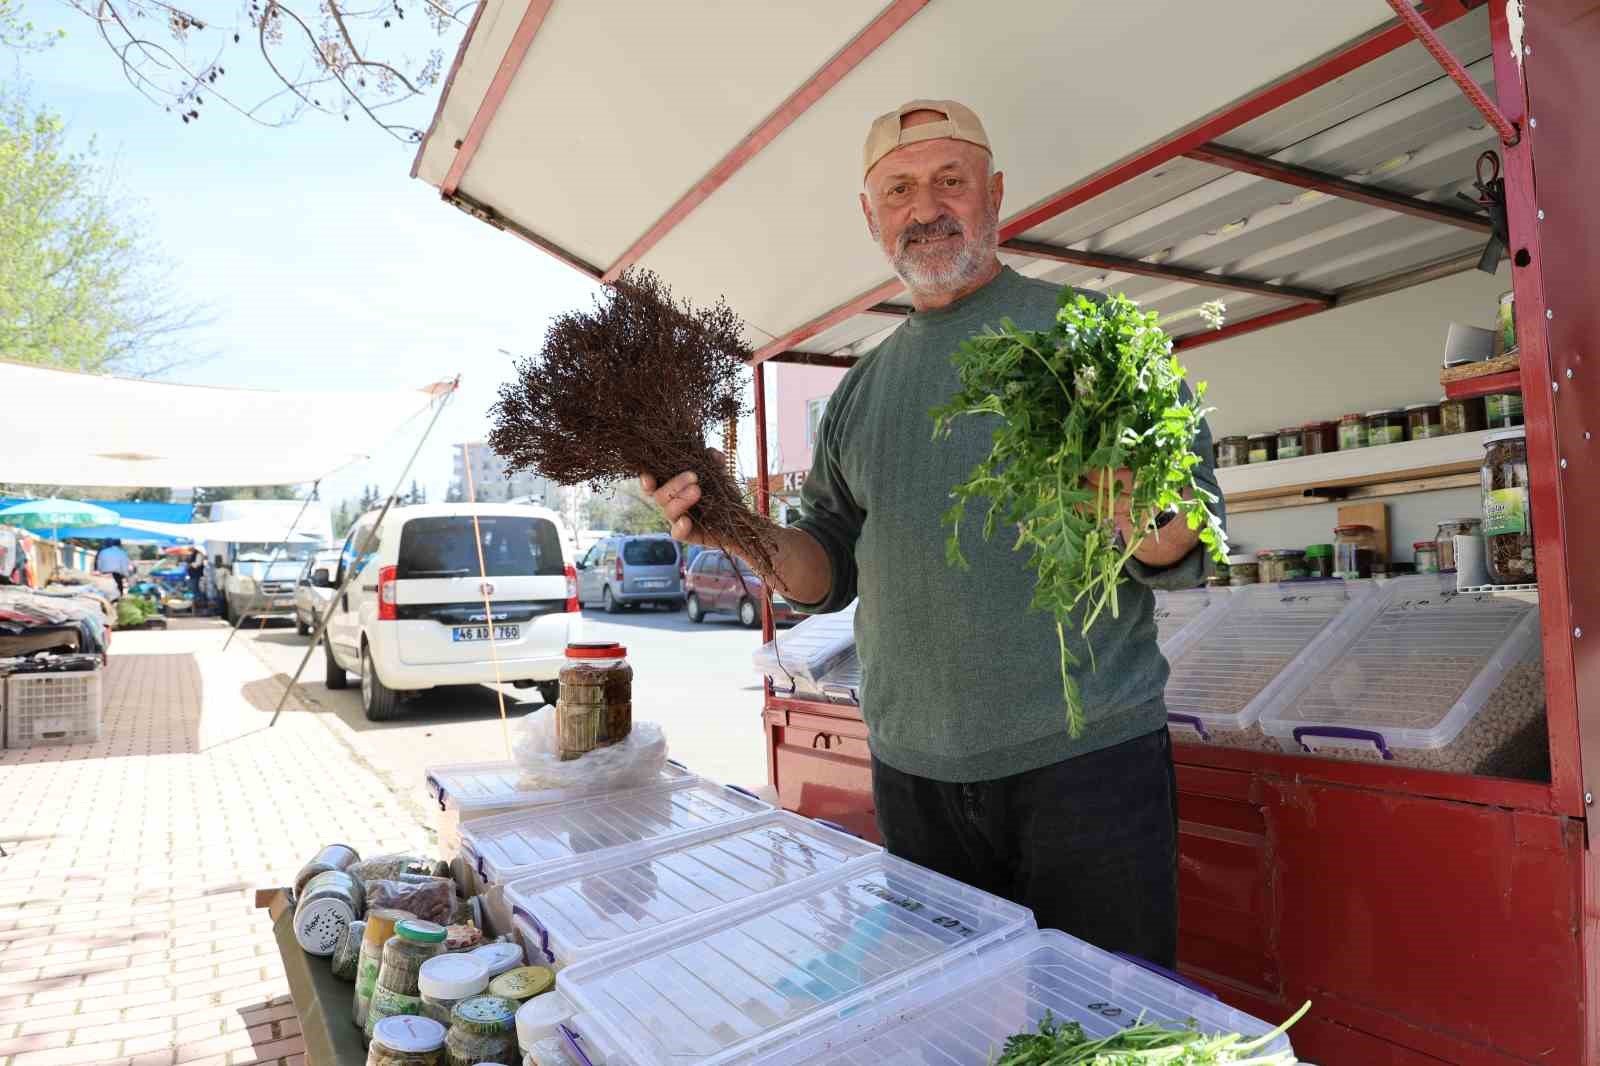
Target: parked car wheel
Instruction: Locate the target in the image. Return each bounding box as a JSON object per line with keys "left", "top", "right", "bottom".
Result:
{"left": 686, "top": 594, "right": 704, "bottom": 624}
{"left": 324, "top": 638, "right": 348, "bottom": 689}
{"left": 360, "top": 642, "right": 403, "bottom": 721}
{"left": 738, "top": 597, "right": 760, "bottom": 629}
{"left": 296, "top": 613, "right": 312, "bottom": 637}
{"left": 536, "top": 681, "right": 559, "bottom": 706}
{"left": 603, "top": 587, "right": 620, "bottom": 614}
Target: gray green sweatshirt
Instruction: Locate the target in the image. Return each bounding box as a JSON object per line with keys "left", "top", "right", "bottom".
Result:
{"left": 792, "top": 266, "right": 1224, "bottom": 783}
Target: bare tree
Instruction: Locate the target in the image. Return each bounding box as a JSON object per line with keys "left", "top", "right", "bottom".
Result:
{"left": 59, "top": 0, "right": 475, "bottom": 142}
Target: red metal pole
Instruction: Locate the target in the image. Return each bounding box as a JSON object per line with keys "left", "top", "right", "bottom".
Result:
{"left": 752, "top": 363, "right": 775, "bottom": 644}
{"left": 1384, "top": 0, "right": 1520, "bottom": 146}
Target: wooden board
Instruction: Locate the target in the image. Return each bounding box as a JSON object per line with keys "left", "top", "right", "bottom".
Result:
{"left": 1227, "top": 472, "right": 1479, "bottom": 515}
{"left": 1440, "top": 352, "right": 1520, "bottom": 384}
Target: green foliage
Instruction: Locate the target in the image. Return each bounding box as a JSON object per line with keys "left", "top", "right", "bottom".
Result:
{"left": 585, "top": 481, "right": 668, "bottom": 535}
{"left": 994, "top": 1002, "right": 1308, "bottom": 1064}
{"left": 931, "top": 292, "right": 1229, "bottom": 737}
{"left": 0, "top": 0, "right": 65, "bottom": 50}
{"left": 116, "top": 595, "right": 161, "bottom": 627}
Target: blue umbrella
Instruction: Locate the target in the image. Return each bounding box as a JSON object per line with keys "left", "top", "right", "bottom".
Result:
{"left": 0, "top": 498, "right": 122, "bottom": 542}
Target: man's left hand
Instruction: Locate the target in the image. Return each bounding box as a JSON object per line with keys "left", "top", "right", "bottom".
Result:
{"left": 1084, "top": 467, "right": 1200, "bottom": 569}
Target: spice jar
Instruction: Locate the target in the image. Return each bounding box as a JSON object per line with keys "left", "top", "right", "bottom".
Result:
{"left": 366, "top": 919, "right": 448, "bottom": 1040}
{"left": 1405, "top": 402, "right": 1443, "bottom": 441}
{"left": 333, "top": 919, "right": 366, "bottom": 982}
{"left": 1216, "top": 435, "right": 1251, "bottom": 468}
{"left": 445, "top": 995, "right": 518, "bottom": 1066}
{"left": 1413, "top": 540, "right": 1441, "bottom": 574}
{"left": 420, "top": 953, "right": 491, "bottom": 1027}
{"left": 1499, "top": 289, "right": 1517, "bottom": 353}
{"left": 1441, "top": 395, "right": 1487, "bottom": 436}
{"left": 1256, "top": 549, "right": 1307, "bottom": 584}
{"left": 1338, "top": 413, "right": 1367, "bottom": 450}
{"left": 1365, "top": 409, "right": 1406, "bottom": 446}
{"left": 1435, "top": 518, "right": 1480, "bottom": 573}
{"left": 1304, "top": 544, "right": 1334, "bottom": 579}
{"left": 296, "top": 844, "right": 361, "bottom": 898}
{"left": 1485, "top": 392, "right": 1524, "bottom": 428}
{"left": 555, "top": 643, "right": 633, "bottom": 761}
{"left": 488, "top": 966, "right": 555, "bottom": 1007}
{"left": 1301, "top": 420, "right": 1339, "bottom": 456}
{"left": 294, "top": 870, "right": 364, "bottom": 957}
{"left": 1482, "top": 428, "right": 1535, "bottom": 584}
{"left": 368, "top": 1015, "right": 447, "bottom": 1066}
{"left": 1275, "top": 426, "right": 1306, "bottom": 460}
{"left": 1334, "top": 524, "right": 1378, "bottom": 579}
{"left": 355, "top": 908, "right": 415, "bottom": 1030}
{"left": 1225, "top": 554, "right": 1258, "bottom": 586}
{"left": 1247, "top": 433, "right": 1277, "bottom": 464}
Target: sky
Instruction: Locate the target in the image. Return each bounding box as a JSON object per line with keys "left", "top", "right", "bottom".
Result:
{"left": 13, "top": 2, "right": 601, "bottom": 511}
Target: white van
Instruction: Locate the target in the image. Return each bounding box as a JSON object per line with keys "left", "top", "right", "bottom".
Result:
{"left": 319, "top": 503, "right": 579, "bottom": 720}
{"left": 202, "top": 498, "right": 334, "bottom": 624}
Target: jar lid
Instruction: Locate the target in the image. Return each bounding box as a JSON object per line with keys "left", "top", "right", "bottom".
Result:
{"left": 1256, "top": 549, "right": 1305, "bottom": 559}
{"left": 1333, "top": 524, "right": 1374, "bottom": 534}
{"left": 396, "top": 919, "right": 447, "bottom": 944}
{"left": 1247, "top": 431, "right": 1273, "bottom": 439}
{"left": 1403, "top": 403, "right": 1439, "bottom": 412}
{"left": 516, "top": 990, "right": 574, "bottom": 1048}
{"left": 1276, "top": 427, "right": 1302, "bottom": 435}
{"left": 1483, "top": 426, "right": 1527, "bottom": 445}
{"left": 1300, "top": 420, "right": 1336, "bottom": 429}
{"left": 489, "top": 965, "right": 555, "bottom": 1001}
{"left": 1364, "top": 409, "right": 1401, "bottom": 416}
{"left": 1304, "top": 544, "right": 1333, "bottom": 558}
{"left": 1340, "top": 412, "right": 1365, "bottom": 420}
{"left": 470, "top": 941, "right": 524, "bottom": 977}
{"left": 418, "top": 952, "right": 490, "bottom": 999}
{"left": 450, "top": 994, "right": 518, "bottom": 1035}
{"left": 1219, "top": 435, "right": 1250, "bottom": 443}
{"left": 1225, "top": 554, "right": 1257, "bottom": 566}
{"left": 371, "top": 1014, "right": 447, "bottom": 1053}
{"left": 1413, "top": 540, "right": 1439, "bottom": 550}
{"left": 565, "top": 641, "right": 627, "bottom": 660}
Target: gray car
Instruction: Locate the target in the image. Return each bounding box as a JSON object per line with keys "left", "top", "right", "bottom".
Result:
{"left": 575, "top": 534, "right": 684, "bottom": 612}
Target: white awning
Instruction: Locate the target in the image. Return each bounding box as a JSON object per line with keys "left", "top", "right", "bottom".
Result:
{"left": 119, "top": 517, "right": 324, "bottom": 544}
{"left": 2, "top": 360, "right": 453, "bottom": 487}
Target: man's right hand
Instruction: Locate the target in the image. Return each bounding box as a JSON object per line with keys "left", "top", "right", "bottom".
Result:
{"left": 640, "top": 452, "right": 721, "bottom": 546}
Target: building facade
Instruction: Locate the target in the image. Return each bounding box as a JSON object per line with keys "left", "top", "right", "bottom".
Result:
{"left": 450, "top": 442, "right": 558, "bottom": 504}
{"left": 765, "top": 363, "right": 847, "bottom": 524}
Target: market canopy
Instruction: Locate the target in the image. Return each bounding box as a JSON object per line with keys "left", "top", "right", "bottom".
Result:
{"left": 1, "top": 361, "right": 454, "bottom": 487}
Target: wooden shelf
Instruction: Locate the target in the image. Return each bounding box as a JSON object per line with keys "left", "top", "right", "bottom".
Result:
{"left": 1444, "top": 369, "right": 1521, "bottom": 400}
{"left": 1217, "top": 430, "right": 1490, "bottom": 514}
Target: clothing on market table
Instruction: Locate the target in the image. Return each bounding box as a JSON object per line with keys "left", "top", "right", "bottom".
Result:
{"left": 0, "top": 586, "right": 109, "bottom": 653}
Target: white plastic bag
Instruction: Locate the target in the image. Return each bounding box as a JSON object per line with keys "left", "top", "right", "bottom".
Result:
{"left": 512, "top": 706, "right": 667, "bottom": 791}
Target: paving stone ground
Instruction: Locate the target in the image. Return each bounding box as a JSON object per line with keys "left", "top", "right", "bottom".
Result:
{"left": 0, "top": 627, "right": 431, "bottom": 1066}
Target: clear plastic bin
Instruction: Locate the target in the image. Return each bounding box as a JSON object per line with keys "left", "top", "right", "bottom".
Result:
{"left": 762, "top": 929, "right": 1293, "bottom": 1065}
{"left": 1151, "top": 587, "right": 1230, "bottom": 653}
{"left": 817, "top": 649, "right": 862, "bottom": 705}
{"left": 1164, "top": 580, "right": 1373, "bottom": 749}
{"left": 752, "top": 601, "right": 857, "bottom": 685}
{"left": 506, "top": 811, "right": 880, "bottom": 969}
{"left": 1259, "top": 575, "right": 1546, "bottom": 774}
{"left": 559, "top": 854, "right": 1034, "bottom": 1066}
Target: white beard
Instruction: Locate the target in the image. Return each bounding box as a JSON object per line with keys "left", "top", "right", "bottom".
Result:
{"left": 890, "top": 214, "right": 999, "bottom": 297}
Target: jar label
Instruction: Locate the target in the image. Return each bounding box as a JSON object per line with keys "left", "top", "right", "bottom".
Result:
{"left": 1372, "top": 426, "right": 1404, "bottom": 444}
{"left": 1339, "top": 427, "right": 1365, "bottom": 449}
{"left": 1483, "top": 487, "right": 1529, "bottom": 536}
{"left": 1277, "top": 445, "right": 1304, "bottom": 459}
{"left": 1411, "top": 425, "right": 1442, "bottom": 439}
{"left": 1248, "top": 448, "right": 1269, "bottom": 463}
{"left": 356, "top": 954, "right": 382, "bottom": 999}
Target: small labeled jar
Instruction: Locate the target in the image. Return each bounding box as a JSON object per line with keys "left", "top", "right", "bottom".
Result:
{"left": 1405, "top": 402, "right": 1443, "bottom": 440}
{"left": 1304, "top": 543, "right": 1334, "bottom": 579}
{"left": 294, "top": 870, "right": 364, "bottom": 957}
{"left": 1435, "top": 518, "right": 1480, "bottom": 573}
{"left": 1482, "top": 428, "right": 1535, "bottom": 584}
{"left": 296, "top": 843, "right": 361, "bottom": 898}
{"left": 1334, "top": 524, "right": 1378, "bottom": 579}
{"left": 368, "top": 1015, "right": 446, "bottom": 1066}
{"left": 1226, "top": 554, "right": 1259, "bottom": 586}
{"left": 1485, "top": 392, "right": 1524, "bottom": 428}
{"left": 1216, "top": 435, "right": 1251, "bottom": 468}
{"left": 446, "top": 995, "right": 518, "bottom": 1066}
{"left": 1338, "top": 413, "right": 1367, "bottom": 450}
{"left": 1441, "top": 395, "right": 1487, "bottom": 436}
{"left": 1275, "top": 426, "right": 1306, "bottom": 460}
{"left": 419, "top": 953, "right": 491, "bottom": 1027}
{"left": 1256, "top": 549, "right": 1307, "bottom": 584}
{"left": 1365, "top": 409, "right": 1406, "bottom": 446}
{"left": 488, "top": 965, "right": 555, "bottom": 1007}
{"left": 1413, "top": 540, "right": 1441, "bottom": 574}
{"left": 556, "top": 643, "right": 633, "bottom": 761}
{"left": 1302, "top": 420, "right": 1339, "bottom": 456}
{"left": 1499, "top": 289, "right": 1517, "bottom": 353}
{"left": 1247, "top": 432, "right": 1277, "bottom": 464}
{"left": 367, "top": 919, "right": 448, "bottom": 1040}
{"left": 354, "top": 908, "right": 415, "bottom": 1030}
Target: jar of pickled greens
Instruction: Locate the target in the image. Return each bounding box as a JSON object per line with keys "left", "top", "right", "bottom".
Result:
{"left": 1441, "top": 395, "right": 1487, "bottom": 436}
{"left": 1304, "top": 543, "right": 1334, "bottom": 579}
{"left": 366, "top": 919, "right": 448, "bottom": 1040}
{"left": 1365, "top": 409, "right": 1405, "bottom": 446}
{"left": 445, "top": 995, "right": 518, "bottom": 1066}
{"left": 1256, "top": 549, "right": 1307, "bottom": 584}
{"left": 367, "top": 1015, "right": 446, "bottom": 1066}
{"left": 1405, "top": 402, "right": 1443, "bottom": 440}
{"left": 1247, "top": 432, "right": 1277, "bottom": 464}
{"left": 1338, "top": 413, "right": 1367, "bottom": 450}
{"left": 1302, "top": 421, "right": 1338, "bottom": 455}
{"left": 1226, "top": 554, "right": 1259, "bottom": 586}
{"left": 1482, "top": 428, "right": 1535, "bottom": 584}
{"left": 419, "top": 953, "right": 491, "bottom": 1027}
{"left": 1485, "top": 392, "right": 1524, "bottom": 429}
{"left": 1413, "top": 540, "right": 1441, "bottom": 574}
{"left": 1215, "top": 436, "right": 1251, "bottom": 468}
{"left": 1275, "top": 426, "right": 1306, "bottom": 460}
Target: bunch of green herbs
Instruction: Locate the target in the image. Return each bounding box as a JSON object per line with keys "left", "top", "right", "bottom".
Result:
{"left": 994, "top": 1001, "right": 1309, "bottom": 1065}
{"left": 931, "top": 291, "right": 1228, "bottom": 736}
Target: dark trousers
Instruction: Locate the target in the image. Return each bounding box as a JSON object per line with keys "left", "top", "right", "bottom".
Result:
{"left": 871, "top": 726, "right": 1179, "bottom": 967}
{"left": 110, "top": 573, "right": 126, "bottom": 595}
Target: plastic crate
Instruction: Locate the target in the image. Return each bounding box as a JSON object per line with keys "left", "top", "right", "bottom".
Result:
{"left": 1260, "top": 574, "right": 1545, "bottom": 773}
{"left": 5, "top": 670, "right": 101, "bottom": 748}
{"left": 753, "top": 602, "right": 856, "bottom": 685}
{"left": 763, "top": 928, "right": 1293, "bottom": 1065}
{"left": 1163, "top": 580, "right": 1374, "bottom": 748}
{"left": 1151, "top": 586, "right": 1231, "bottom": 655}
{"left": 816, "top": 649, "right": 862, "bottom": 705}
{"left": 506, "top": 811, "right": 880, "bottom": 970}
{"left": 559, "top": 854, "right": 1034, "bottom": 1066}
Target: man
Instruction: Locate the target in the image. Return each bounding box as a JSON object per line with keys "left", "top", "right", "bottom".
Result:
{"left": 94, "top": 537, "right": 133, "bottom": 597}
{"left": 644, "top": 100, "right": 1222, "bottom": 966}
{"left": 186, "top": 548, "right": 207, "bottom": 609}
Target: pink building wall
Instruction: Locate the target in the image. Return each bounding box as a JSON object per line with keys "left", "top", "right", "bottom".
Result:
{"left": 770, "top": 363, "right": 847, "bottom": 475}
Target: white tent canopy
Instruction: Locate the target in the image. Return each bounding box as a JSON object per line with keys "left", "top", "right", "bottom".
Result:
{"left": 3, "top": 360, "right": 452, "bottom": 487}
{"left": 119, "top": 517, "right": 324, "bottom": 544}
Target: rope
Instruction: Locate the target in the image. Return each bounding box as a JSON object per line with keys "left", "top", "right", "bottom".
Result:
{"left": 461, "top": 449, "right": 514, "bottom": 761}
{"left": 1384, "top": 0, "right": 1519, "bottom": 146}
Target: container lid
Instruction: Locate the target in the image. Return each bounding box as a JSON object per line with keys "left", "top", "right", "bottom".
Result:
{"left": 516, "top": 991, "right": 574, "bottom": 1047}
{"left": 1219, "top": 434, "right": 1250, "bottom": 443}
{"left": 1225, "top": 554, "right": 1257, "bottom": 566}
{"left": 450, "top": 994, "right": 518, "bottom": 1034}
{"left": 426, "top": 759, "right": 694, "bottom": 815}
{"left": 490, "top": 965, "right": 555, "bottom": 1001}
{"left": 1300, "top": 419, "right": 1336, "bottom": 429}
{"left": 566, "top": 641, "right": 626, "bottom": 660}
{"left": 292, "top": 898, "right": 351, "bottom": 956}
{"left": 418, "top": 952, "right": 491, "bottom": 999}
{"left": 1276, "top": 427, "right": 1302, "bottom": 435}
{"left": 1413, "top": 540, "right": 1439, "bottom": 550}
{"left": 1404, "top": 402, "right": 1439, "bottom": 412}
{"left": 752, "top": 601, "right": 857, "bottom": 682}
{"left": 1255, "top": 549, "right": 1305, "bottom": 559}
{"left": 1304, "top": 544, "right": 1333, "bottom": 558}
{"left": 371, "top": 1014, "right": 447, "bottom": 1053}
{"left": 1364, "top": 408, "right": 1401, "bottom": 416}
{"left": 1333, "top": 523, "right": 1374, "bottom": 534}
{"left": 1340, "top": 412, "right": 1365, "bottom": 420}
{"left": 396, "top": 919, "right": 447, "bottom": 943}
{"left": 470, "top": 941, "right": 525, "bottom": 977}
{"left": 1484, "top": 426, "right": 1528, "bottom": 445}
{"left": 1247, "top": 430, "right": 1274, "bottom": 439}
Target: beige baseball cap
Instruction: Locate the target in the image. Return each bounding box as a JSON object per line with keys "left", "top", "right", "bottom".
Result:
{"left": 863, "top": 99, "right": 991, "bottom": 180}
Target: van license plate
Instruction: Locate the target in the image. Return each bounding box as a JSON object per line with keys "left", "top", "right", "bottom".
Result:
{"left": 451, "top": 625, "right": 520, "bottom": 642}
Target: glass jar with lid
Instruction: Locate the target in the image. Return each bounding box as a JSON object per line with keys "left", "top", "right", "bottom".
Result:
{"left": 1275, "top": 426, "right": 1306, "bottom": 460}
{"left": 1302, "top": 421, "right": 1339, "bottom": 456}
{"left": 556, "top": 642, "right": 633, "bottom": 761}
{"left": 1413, "top": 540, "right": 1441, "bottom": 574}
{"left": 1247, "top": 432, "right": 1277, "bottom": 464}
{"left": 1482, "top": 428, "right": 1535, "bottom": 584}
{"left": 1485, "top": 392, "right": 1524, "bottom": 429}
{"left": 1225, "top": 553, "right": 1258, "bottom": 586}
{"left": 366, "top": 919, "right": 448, "bottom": 1040}
{"left": 1304, "top": 543, "right": 1334, "bottom": 579}
{"left": 1441, "top": 395, "right": 1487, "bottom": 436}
{"left": 367, "top": 1015, "right": 446, "bottom": 1066}
{"left": 445, "top": 995, "right": 518, "bottom": 1066}
{"left": 1334, "top": 524, "right": 1378, "bottom": 579}
{"left": 1256, "top": 549, "right": 1307, "bottom": 584}
{"left": 419, "top": 953, "right": 491, "bottom": 1027}
{"left": 1434, "top": 517, "right": 1481, "bottom": 573}
{"left": 1405, "top": 402, "right": 1443, "bottom": 440}
{"left": 1338, "top": 413, "right": 1367, "bottom": 450}
{"left": 1365, "top": 409, "right": 1406, "bottom": 445}
{"left": 1215, "top": 436, "right": 1250, "bottom": 468}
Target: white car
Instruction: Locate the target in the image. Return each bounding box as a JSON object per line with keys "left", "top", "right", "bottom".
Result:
{"left": 293, "top": 549, "right": 343, "bottom": 636}
{"left": 319, "top": 503, "right": 580, "bottom": 721}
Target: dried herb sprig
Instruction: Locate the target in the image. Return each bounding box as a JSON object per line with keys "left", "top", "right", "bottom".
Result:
{"left": 993, "top": 1001, "right": 1310, "bottom": 1064}
{"left": 489, "top": 269, "right": 777, "bottom": 573}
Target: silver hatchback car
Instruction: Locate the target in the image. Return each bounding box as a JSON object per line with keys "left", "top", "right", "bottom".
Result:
{"left": 575, "top": 534, "right": 684, "bottom": 612}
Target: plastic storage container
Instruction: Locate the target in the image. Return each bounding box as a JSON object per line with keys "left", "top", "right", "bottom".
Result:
{"left": 558, "top": 854, "right": 1034, "bottom": 1066}
{"left": 5, "top": 670, "right": 101, "bottom": 747}
{"left": 1164, "top": 580, "right": 1374, "bottom": 749}
{"left": 458, "top": 778, "right": 772, "bottom": 893}
{"left": 506, "top": 812, "right": 880, "bottom": 970}
{"left": 1260, "top": 575, "right": 1544, "bottom": 775}
{"left": 752, "top": 601, "right": 857, "bottom": 687}
{"left": 1482, "top": 428, "right": 1535, "bottom": 585}
{"left": 763, "top": 929, "right": 1293, "bottom": 1066}
{"left": 816, "top": 649, "right": 862, "bottom": 705}
{"left": 1151, "top": 587, "right": 1231, "bottom": 652}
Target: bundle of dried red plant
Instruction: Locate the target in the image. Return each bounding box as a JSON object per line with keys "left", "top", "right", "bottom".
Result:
{"left": 489, "top": 270, "right": 778, "bottom": 573}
